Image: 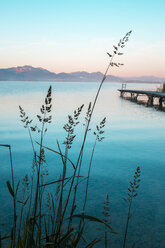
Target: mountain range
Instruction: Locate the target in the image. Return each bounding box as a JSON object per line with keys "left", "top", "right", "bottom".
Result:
{"left": 0, "top": 65, "right": 164, "bottom": 83}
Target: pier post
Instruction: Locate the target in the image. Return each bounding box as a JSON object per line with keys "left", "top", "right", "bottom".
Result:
{"left": 159, "top": 97, "right": 163, "bottom": 110}
{"left": 147, "top": 96, "right": 153, "bottom": 107}
{"left": 134, "top": 93, "right": 138, "bottom": 102}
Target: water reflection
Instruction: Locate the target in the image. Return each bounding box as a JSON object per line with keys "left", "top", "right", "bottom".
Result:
{"left": 0, "top": 81, "right": 165, "bottom": 247}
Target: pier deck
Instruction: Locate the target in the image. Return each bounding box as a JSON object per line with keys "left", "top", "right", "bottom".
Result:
{"left": 118, "top": 89, "right": 165, "bottom": 110}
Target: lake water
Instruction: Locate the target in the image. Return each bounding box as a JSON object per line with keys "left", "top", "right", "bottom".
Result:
{"left": 0, "top": 81, "right": 165, "bottom": 247}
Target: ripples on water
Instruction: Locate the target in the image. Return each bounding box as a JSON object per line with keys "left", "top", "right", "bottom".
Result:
{"left": 0, "top": 81, "right": 165, "bottom": 247}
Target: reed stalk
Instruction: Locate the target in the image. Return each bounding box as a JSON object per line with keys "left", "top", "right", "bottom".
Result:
{"left": 123, "top": 166, "right": 141, "bottom": 248}
{"left": 68, "top": 31, "right": 132, "bottom": 228}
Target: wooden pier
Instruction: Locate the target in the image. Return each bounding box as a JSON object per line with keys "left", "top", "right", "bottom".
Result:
{"left": 118, "top": 89, "right": 165, "bottom": 110}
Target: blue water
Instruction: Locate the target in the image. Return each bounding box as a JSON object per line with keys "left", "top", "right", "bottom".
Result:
{"left": 0, "top": 81, "right": 165, "bottom": 247}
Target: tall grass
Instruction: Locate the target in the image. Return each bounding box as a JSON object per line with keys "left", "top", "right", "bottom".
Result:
{"left": 123, "top": 166, "right": 141, "bottom": 248}
{"left": 102, "top": 194, "right": 111, "bottom": 248}
{"left": 0, "top": 31, "right": 142, "bottom": 247}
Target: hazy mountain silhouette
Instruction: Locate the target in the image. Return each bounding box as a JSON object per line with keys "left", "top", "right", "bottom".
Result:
{"left": 0, "top": 66, "right": 164, "bottom": 83}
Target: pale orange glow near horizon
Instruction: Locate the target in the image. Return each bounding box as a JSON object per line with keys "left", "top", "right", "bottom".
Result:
{"left": 0, "top": 38, "right": 165, "bottom": 78}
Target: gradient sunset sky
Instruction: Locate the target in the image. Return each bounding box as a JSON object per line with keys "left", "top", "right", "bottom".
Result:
{"left": 0, "top": 0, "right": 165, "bottom": 77}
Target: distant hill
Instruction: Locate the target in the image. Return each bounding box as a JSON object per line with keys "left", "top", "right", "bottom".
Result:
{"left": 0, "top": 66, "right": 56, "bottom": 81}
{"left": 69, "top": 71, "right": 121, "bottom": 82}
{"left": 0, "top": 65, "right": 164, "bottom": 83}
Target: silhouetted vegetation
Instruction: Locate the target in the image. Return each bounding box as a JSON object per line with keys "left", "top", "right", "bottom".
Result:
{"left": 0, "top": 31, "right": 142, "bottom": 248}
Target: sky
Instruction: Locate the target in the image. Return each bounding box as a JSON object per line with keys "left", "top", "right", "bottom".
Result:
{"left": 0, "top": 0, "right": 165, "bottom": 77}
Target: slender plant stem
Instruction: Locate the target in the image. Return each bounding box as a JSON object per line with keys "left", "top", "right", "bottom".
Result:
{"left": 68, "top": 32, "right": 132, "bottom": 215}
{"left": 27, "top": 170, "right": 34, "bottom": 218}
{"left": 17, "top": 202, "right": 24, "bottom": 242}
{"left": 66, "top": 54, "right": 115, "bottom": 227}
{"left": 105, "top": 228, "right": 108, "bottom": 248}
{"left": 27, "top": 125, "right": 35, "bottom": 155}
{"left": 76, "top": 137, "right": 97, "bottom": 233}
{"left": 123, "top": 196, "right": 132, "bottom": 248}
{"left": 26, "top": 172, "right": 34, "bottom": 247}
{"left": 83, "top": 137, "right": 97, "bottom": 212}
{"left": 32, "top": 111, "right": 46, "bottom": 241}
{"left": 0, "top": 145, "right": 16, "bottom": 247}
{"left": 9, "top": 146, "right": 16, "bottom": 248}
{"left": 38, "top": 120, "right": 46, "bottom": 245}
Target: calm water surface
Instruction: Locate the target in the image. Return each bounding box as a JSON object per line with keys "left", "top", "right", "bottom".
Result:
{"left": 0, "top": 81, "right": 165, "bottom": 247}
